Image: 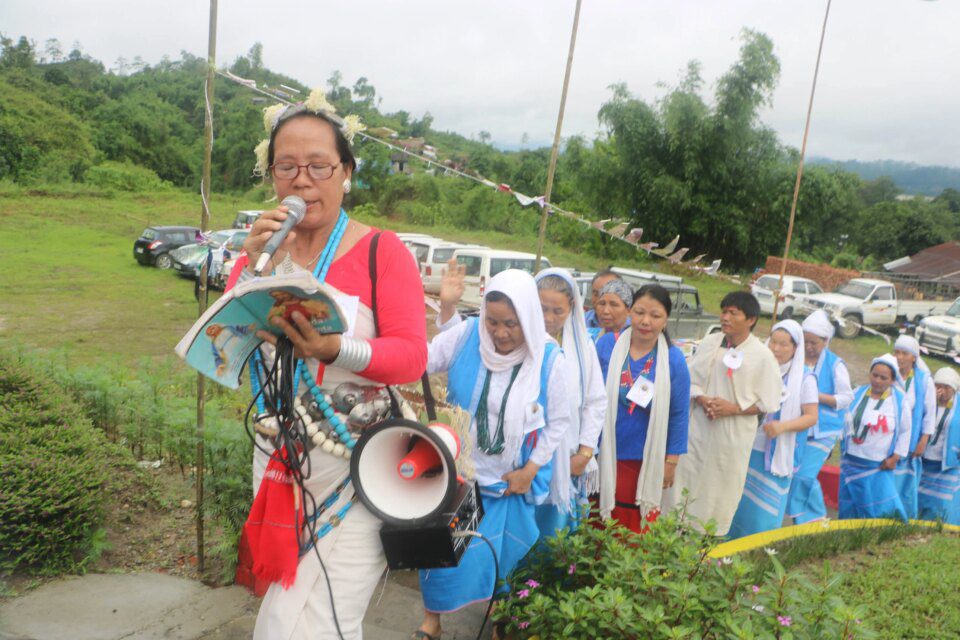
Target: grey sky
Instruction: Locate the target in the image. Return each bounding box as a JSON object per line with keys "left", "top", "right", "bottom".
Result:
{"left": 4, "top": 0, "right": 958, "bottom": 166}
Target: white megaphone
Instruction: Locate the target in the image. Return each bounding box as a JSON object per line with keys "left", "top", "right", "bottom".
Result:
{"left": 350, "top": 418, "right": 462, "bottom": 527}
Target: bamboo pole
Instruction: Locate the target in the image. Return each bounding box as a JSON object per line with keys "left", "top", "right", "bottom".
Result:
{"left": 535, "top": 0, "right": 583, "bottom": 272}
{"left": 195, "top": 0, "right": 218, "bottom": 577}
{"left": 771, "top": 0, "right": 832, "bottom": 324}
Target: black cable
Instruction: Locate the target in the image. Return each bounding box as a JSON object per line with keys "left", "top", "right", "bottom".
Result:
{"left": 241, "top": 339, "right": 347, "bottom": 640}
{"left": 454, "top": 531, "right": 499, "bottom": 640}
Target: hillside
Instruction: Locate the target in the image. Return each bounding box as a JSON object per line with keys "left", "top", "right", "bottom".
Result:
{"left": 809, "top": 157, "right": 960, "bottom": 196}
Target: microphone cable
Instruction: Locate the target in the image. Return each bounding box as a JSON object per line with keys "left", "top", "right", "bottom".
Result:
{"left": 242, "top": 339, "right": 347, "bottom": 640}
{"left": 452, "top": 530, "right": 500, "bottom": 640}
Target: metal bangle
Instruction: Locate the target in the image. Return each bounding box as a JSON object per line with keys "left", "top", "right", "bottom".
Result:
{"left": 330, "top": 337, "right": 372, "bottom": 372}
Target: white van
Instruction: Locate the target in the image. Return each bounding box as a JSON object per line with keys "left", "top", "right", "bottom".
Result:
{"left": 453, "top": 249, "right": 552, "bottom": 306}
{"left": 421, "top": 243, "right": 489, "bottom": 294}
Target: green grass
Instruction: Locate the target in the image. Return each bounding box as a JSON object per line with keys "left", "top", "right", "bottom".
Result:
{"left": 0, "top": 182, "right": 747, "bottom": 366}
{"left": 829, "top": 533, "right": 960, "bottom": 638}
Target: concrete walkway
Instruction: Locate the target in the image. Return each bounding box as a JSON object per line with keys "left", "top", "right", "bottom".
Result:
{"left": 0, "top": 571, "right": 490, "bottom": 640}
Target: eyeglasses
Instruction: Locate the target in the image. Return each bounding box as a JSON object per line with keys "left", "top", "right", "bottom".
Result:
{"left": 270, "top": 162, "right": 341, "bottom": 181}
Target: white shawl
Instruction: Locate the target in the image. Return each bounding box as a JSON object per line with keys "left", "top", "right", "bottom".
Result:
{"left": 599, "top": 330, "right": 672, "bottom": 518}
{"left": 767, "top": 320, "right": 804, "bottom": 477}
{"left": 535, "top": 268, "right": 604, "bottom": 510}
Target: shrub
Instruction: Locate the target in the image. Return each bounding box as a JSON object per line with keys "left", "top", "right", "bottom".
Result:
{"left": 0, "top": 353, "right": 111, "bottom": 574}
{"left": 84, "top": 160, "right": 171, "bottom": 192}
{"left": 494, "top": 507, "right": 874, "bottom": 639}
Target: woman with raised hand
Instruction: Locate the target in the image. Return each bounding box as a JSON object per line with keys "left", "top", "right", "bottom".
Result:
{"left": 595, "top": 284, "right": 691, "bottom": 532}
{"left": 416, "top": 269, "right": 570, "bottom": 640}
{"left": 533, "top": 268, "right": 607, "bottom": 536}
{"left": 227, "top": 90, "right": 427, "bottom": 640}
{"left": 786, "top": 310, "right": 854, "bottom": 524}
{"left": 838, "top": 354, "right": 912, "bottom": 520}
{"left": 728, "top": 320, "right": 818, "bottom": 538}
{"left": 589, "top": 278, "right": 633, "bottom": 342}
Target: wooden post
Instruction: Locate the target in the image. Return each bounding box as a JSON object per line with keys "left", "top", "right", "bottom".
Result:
{"left": 535, "top": 0, "right": 583, "bottom": 272}
{"left": 771, "top": 0, "right": 832, "bottom": 323}
{"left": 195, "top": 0, "right": 218, "bottom": 577}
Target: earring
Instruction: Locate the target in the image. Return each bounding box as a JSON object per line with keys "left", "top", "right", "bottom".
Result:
{"left": 342, "top": 179, "right": 351, "bottom": 194}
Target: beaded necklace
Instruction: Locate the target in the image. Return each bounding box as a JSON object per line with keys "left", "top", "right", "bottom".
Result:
{"left": 475, "top": 365, "right": 522, "bottom": 455}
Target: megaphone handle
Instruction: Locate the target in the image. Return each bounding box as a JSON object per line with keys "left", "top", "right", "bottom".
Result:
{"left": 421, "top": 372, "right": 438, "bottom": 422}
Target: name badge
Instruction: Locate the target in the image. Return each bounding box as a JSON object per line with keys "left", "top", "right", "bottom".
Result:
{"left": 723, "top": 349, "right": 744, "bottom": 371}
{"left": 626, "top": 376, "right": 654, "bottom": 408}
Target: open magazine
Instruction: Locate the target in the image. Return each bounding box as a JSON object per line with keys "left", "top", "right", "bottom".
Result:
{"left": 175, "top": 271, "right": 349, "bottom": 389}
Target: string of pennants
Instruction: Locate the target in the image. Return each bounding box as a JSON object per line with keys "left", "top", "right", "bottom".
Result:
{"left": 217, "top": 70, "right": 720, "bottom": 275}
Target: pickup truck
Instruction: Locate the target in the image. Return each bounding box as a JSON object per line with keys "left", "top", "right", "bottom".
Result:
{"left": 802, "top": 277, "right": 953, "bottom": 339}
{"left": 915, "top": 297, "right": 960, "bottom": 358}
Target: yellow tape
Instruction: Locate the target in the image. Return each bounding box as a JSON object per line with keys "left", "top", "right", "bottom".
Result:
{"left": 708, "top": 519, "right": 960, "bottom": 558}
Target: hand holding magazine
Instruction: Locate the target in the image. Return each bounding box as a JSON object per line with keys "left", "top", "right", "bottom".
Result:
{"left": 175, "top": 271, "right": 350, "bottom": 389}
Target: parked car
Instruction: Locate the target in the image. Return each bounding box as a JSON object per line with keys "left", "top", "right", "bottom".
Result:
{"left": 232, "top": 210, "right": 263, "bottom": 229}
{"left": 610, "top": 267, "right": 682, "bottom": 288}
{"left": 802, "top": 277, "right": 954, "bottom": 339}
{"left": 751, "top": 274, "right": 823, "bottom": 319}
{"left": 171, "top": 230, "right": 248, "bottom": 279}
{"left": 421, "top": 243, "right": 489, "bottom": 294}
{"left": 574, "top": 272, "right": 719, "bottom": 341}
{"left": 453, "top": 249, "right": 552, "bottom": 306}
{"left": 133, "top": 226, "right": 201, "bottom": 269}
{"left": 915, "top": 297, "right": 960, "bottom": 358}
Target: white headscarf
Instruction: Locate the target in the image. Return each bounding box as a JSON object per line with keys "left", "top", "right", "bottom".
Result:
{"left": 934, "top": 367, "right": 960, "bottom": 392}
{"left": 767, "top": 320, "right": 805, "bottom": 477}
{"left": 801, "top": 309, "right": 835, "bottom": 341}
{"left": 535, "top": 268, "right": 600, "bottom": 508}
{"left": 871, "top": 353, "right": 905, "bottom": 388}
{"left": 478, "top": 270, "right": 548, "bottom": 451}
{"left": 894, "top": 334, "right": 931, "bottom": 374}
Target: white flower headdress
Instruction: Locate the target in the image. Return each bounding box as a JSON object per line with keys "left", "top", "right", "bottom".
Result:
{"left": 253, "top": 88, "right": 366, "bottom": 178}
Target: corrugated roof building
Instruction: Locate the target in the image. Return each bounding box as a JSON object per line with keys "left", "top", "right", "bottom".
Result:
{"left": 886, "top": 241, "right": 960, "bottom": 287}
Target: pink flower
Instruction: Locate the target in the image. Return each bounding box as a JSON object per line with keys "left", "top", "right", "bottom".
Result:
{"left": 855, "top": 619, "right": 862, "bottom": 625}
{"left": 525, "top": 579, "right": 541, "bottom": 588}
{"left": 777, "top": 616, "right": 792, "bottom": 627}
{"left": 568, "top": 563, "right": 576, "bottom": 575}
{"left": 751, "top": 585, "right": 760, "bottom": 594}
{"left": 519, "top": 621, "right": 530, "bottom": 629}
{"left": 517, "top": 589, "right": 530, "bottom": 599}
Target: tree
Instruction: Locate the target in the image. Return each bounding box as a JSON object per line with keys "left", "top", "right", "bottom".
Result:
{"left": 0, "top": 36, "right": 36, "bottom": 69}
{"left": 113, "top": 57, "right": 129, "bottom": 76}
{"left": 585, "top": 30, "right": 786, "bottom": 269}
{"left": 352, "top": 76, "right": 376, "bottom": 106}
{"left": 859, "top": 176, "right": 899, "bottom": 207}
{"left": 478, "top": 130, "right": 492, "bottom": 145}
{"left": 43, "top": 38, "right": 63, "bottom": 63}
{"left": 408, "top": 112, "right": 433, "bottom": 138}
{"left": 247, "top": 43, "right": 263, "bottom": 70}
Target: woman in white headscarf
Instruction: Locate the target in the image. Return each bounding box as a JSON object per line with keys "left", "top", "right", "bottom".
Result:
{"left": 415, "top": 269, "right": 570, "bottom": 640}
{"left": 533, "top": 268, "right": 607, "bottom": 536}
{"left": 728, "top": 319, "right": 819, "bottom": 538}
{"left": 786, "top": 309, "right": 855, "bottom": 523}
{"left": 838, "top": 354, "right": 912, "bottom": 520}
{"left": 892, "top": 334, "right": 937, "bottom": 518}
{"left": 918, "top": 367, "right": 960, "bottom": 524}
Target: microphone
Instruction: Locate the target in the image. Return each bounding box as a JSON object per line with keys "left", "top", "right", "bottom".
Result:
{"left": 253, "top": 195, "right": 307, "bottom": 275}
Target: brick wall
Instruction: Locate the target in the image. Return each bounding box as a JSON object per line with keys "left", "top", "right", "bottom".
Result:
{"left": 761, "top": 257, "right": 860, "bottom": 292}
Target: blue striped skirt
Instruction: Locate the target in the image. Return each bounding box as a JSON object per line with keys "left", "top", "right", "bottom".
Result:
{"left": 728, "top": 450, "right": 792, "bottom": 539}
{"left": 839, "top": 454, "right": 907, "bottom": 521}
{"left": 786, "top": 433, "right": 837, "bottom": 524}
{"left": 917, "top": 459, "right": 960, "bottom": 525}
